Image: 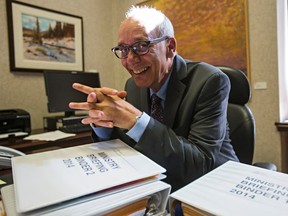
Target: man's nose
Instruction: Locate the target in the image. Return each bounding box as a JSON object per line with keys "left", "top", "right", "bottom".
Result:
{"left": 126, "top": 49, "right": 140, "bottom": 61}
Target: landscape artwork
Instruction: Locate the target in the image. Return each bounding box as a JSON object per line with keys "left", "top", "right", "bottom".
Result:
{"left": 139, "top": 0, "right": 250, "bottom": 76}
{"left": 7, "top": 1, "right": 83, "bottom": 72}
{"left": 21, "top": 14, "right": 76, "bottom": 63}
{"left": 22, "top": 14, "right": 75, "bottom": 63}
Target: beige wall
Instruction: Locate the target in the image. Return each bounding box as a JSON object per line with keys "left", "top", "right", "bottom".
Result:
{"left": 0, "top": 0, "right": 282, "bottom": 170}
{"left": 0, "top": 0, "right": 116, "bottom": 127}
{"left": 247, "top": 0, "right": 281, "bottom": 168}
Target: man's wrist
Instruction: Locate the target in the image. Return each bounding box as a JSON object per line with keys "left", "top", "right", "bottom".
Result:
{"left": 135, "top": 112, "right": 143, "bottom": 123}
{"left": 127, "top": 112, "right": 150, "bottom": 142}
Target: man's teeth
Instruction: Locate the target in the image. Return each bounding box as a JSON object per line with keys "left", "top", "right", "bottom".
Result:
{"left": 133, "top": 67, "right": 147, "bottom": 74}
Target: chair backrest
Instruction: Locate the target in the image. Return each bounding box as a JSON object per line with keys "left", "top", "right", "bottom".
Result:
{"left": 217, "top": 66, "right": 255, "bottom": 164}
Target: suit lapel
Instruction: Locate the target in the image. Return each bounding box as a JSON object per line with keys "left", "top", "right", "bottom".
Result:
{"left": 164, "top": 76, "right": 186, "bottom": 128}
{"left": 164, "top": 55, "right": 187, "bottom": 128}
{"left": 140, "top": 88, "right": 150, "bottom": 114}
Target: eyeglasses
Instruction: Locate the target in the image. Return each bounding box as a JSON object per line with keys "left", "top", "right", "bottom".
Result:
{"left": 111, "top": 36, "right": 169, "bottom": 59}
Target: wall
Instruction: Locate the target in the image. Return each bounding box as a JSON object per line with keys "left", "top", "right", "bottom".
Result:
{"left": 0, "top": 0, "right": 115, "bottom": 129}
{"left": 0, "top": 0, "right": 283, "bottom": 170}
{"left": 247, "top": 0, "right": 281, "bottom": 168}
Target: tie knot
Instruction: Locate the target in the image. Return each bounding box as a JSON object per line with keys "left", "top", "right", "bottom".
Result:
{"left": 151, "top": 93, "right": 162, "bottom": 105}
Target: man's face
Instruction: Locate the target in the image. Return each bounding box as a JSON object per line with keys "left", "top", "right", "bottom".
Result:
{"left": 118, "top": 19, "right": 171, "bottom": 92}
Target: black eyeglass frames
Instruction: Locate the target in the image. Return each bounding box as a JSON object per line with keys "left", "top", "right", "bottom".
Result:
{"left": 111, "top": 36, "right": 169, "bottom": 59}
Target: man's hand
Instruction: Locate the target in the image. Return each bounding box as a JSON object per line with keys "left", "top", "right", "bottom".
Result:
{"left": 69, "top": 83, "right": 142, "bottom": 129}
{"left": 71, "top": 83, "right": 127, "bottom": 101}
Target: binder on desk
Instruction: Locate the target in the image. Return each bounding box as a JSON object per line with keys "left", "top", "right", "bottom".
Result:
{"left": 169, "top": 161, "right": 288, "bottom": 216}
{"left": 1, "top": 181, "right": 171, "bottom": 216}
{"left": 1, "top": 139, "right": 170, "bottom": 215}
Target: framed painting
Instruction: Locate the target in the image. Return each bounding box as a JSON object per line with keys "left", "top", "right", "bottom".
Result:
{"left": 139, "top": 0, "right": 250, "bottom": 77}
{"left": 6, "top": 0, "right": 84, "bottom": 72}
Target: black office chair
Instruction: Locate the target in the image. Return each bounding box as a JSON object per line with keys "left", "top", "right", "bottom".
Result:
{"left": 217, "top": 66, "right": 277, "bottom": 171}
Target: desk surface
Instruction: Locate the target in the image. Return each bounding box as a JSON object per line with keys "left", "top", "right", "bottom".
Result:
{"left": 275, "top": 122, "right": 288, "bottom": 173}
{"left": 0, "top": 129, "right": 93, "bottom": 154}
{"left": 275, "top": 122, "right": 288, "bottom": 130}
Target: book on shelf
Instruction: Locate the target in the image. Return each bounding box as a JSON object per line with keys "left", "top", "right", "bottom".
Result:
{"left": 170, "top": 161, "right": 288, "bottom": 216}
{"left": 1, "top": 139, "right": 170, "bottom": 215}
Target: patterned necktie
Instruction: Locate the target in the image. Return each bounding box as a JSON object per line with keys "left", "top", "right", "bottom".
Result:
{"left": 150, "top": 93, "right": 164, "bottom": 123}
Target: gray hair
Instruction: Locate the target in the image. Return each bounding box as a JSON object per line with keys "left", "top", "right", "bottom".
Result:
{"left": 125, "top": 5, "right": 174, "bottom": 38}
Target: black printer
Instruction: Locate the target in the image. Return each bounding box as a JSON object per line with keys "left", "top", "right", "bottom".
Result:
{"left": 0, "top": 109, "right": 31, "bottom": 138}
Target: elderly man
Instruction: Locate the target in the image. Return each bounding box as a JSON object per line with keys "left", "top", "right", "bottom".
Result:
{"left": 69, "top": 6, "right": 238, "bottom": 191}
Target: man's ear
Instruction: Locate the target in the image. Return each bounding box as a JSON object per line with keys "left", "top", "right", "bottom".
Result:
{"left": 166, "top": 37, "right": 177, "bottom": 58}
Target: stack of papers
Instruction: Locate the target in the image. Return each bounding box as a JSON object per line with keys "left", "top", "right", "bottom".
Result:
{"left": 170, "top": 161, "right": 288, "bottom": 216}
{"left": 1, "top": 139, "right": 170, "bottom": 215}
{"left": 23, "top": 130, "right": 75, "bottom": 141}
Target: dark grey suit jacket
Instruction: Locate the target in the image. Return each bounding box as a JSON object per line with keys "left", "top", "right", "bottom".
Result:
{"left": 93, "top": 55, "right": 239, "bottom": 191}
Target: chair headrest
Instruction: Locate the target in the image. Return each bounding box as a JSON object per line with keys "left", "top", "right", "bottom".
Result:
{"left": 217, "top": 66, "right": 251, "bottom": 105}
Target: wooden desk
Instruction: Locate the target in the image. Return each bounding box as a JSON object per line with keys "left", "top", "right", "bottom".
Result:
{"left": 0, "top": 129, "right": 93, "bottom": 154}
{"left": 275, "top": 122, "right": 288, "bottom": 173}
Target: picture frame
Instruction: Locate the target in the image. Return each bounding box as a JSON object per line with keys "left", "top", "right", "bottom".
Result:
{"left": 6, "top": 0, "right": 84, "bottom": 72}
{"left": 138, "top": 0, "right": 250, "bottom": 77}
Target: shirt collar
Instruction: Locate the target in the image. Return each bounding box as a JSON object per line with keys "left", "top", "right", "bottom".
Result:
{"left": 149, "top": 73, "right": 172, "bottom": 102}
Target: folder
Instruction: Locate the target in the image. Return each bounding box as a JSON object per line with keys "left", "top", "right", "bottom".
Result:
{"left": 170, "top": 161, "right": 288, "bottom": 216}
{"left": 7, "top": 139, "right": 168, "bottom": 215}
{"left": 1, "top": 180, "right": 171, "bottom": 216}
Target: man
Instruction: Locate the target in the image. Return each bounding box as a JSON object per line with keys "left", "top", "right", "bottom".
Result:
{"left": 69, "top": 6, "right": 238, "bottom": 191}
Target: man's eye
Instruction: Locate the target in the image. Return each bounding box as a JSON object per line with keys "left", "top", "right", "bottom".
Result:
{"left": 119, "top": 47, "right": 129, "bottom": 53}
{"left": 135, "top": 42, "right": 148, "bottom": 51}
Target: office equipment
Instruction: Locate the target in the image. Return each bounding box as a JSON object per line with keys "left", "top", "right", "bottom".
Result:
{"left": 170, "top": 161, "right": 288, "bottom": 216}
{"left": 43, "top": 115, "right": 89, "bottom": 132}
{"left": 1, "top": 180, "right": 170, "bottom": 216}
{"left": 11, "top": 139, "right": 166, "bottom": 213}
{"left": 44, "top": 70, "right": 101, "bottom": 117}
{"left": 43, "top": 70, "right": 100, "bottom": 131}
{"left": 59, "top": 123, "right": 91, "bottom": 133}
{"left": 217, "top": 66, "right": 277, "bottom": 170}
{"left": 0, "top": 109, "right": 31, "bottom": 139}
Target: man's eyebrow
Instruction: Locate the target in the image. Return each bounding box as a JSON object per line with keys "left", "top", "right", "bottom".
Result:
{"left": 117, "top": 43, "right": 129, "bottom": 47}
{"left": 118, "top": 38, "right": 149, "bottom": 46}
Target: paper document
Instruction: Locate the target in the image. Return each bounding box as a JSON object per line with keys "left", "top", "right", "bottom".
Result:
{"left": 170, "top": 161, "right": 288, "bottom": 216}
{"left": 0, "top": 179, "right": 6, "bottom": 185}
{"left": 12, "top": 139, "right": 166, "bottom": 213}
{"left": 1, "top": 181, "right": 171, "bottom": 216}
{"left": 23, "top": 130, "right": 75, "bottom": 141}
